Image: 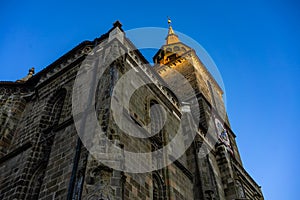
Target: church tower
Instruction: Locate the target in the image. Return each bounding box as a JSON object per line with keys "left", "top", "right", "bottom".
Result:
{"left": 153, "top": 19, "right": 263, "bottom": 199}
{"left": 0, "top": 21, "right": 264, "bottom": 200}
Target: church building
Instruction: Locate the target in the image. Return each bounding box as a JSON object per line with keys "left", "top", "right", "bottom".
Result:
{"left": 0, "top": 21, "right": 264, "bottom": 200}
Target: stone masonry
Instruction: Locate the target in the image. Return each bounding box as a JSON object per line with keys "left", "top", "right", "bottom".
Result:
{"left": 0, "top": 21, "right": 264, "bottom": 200}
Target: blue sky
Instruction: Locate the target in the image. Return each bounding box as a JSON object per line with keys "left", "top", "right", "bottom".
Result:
{"left": 1, "top": 0, "right": 299, "bottom": 199}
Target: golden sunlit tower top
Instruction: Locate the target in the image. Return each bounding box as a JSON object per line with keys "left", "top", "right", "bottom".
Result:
{"left": 153, "top": 18, "right": 191, "bottom": 65}
{"left": 166, "top": 18, "right": 180, "bottom": 45}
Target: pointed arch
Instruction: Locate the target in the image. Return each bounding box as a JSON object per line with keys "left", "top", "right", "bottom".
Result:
{"left": 40, "top": 88, "right": 67, "bottom": 131}
{"left": 149, "top": 99, "right": 165, "bottom": 139}
{"left": 25, "top": 163, "right": 47, "bottom": 199}
{"left": 152, "top": 172, "right": 166, "bottom": 200}
{"left": 25, "top": 88, "right": 67, "bottom": 199}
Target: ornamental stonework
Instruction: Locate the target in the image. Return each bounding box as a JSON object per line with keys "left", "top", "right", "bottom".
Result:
{"left": 0, "top": 21, "right": 263, "bottom": 200}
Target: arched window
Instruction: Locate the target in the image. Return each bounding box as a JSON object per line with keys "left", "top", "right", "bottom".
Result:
{"left": 173, "top": 46, "right": 180, "bottom": 52}
{"left": 0, "top": 93, "right": 26, "bottom": 156}
{"left": 40, "top": 89, "right": 66, "bottom": 131}
{"left": 26, "top": 89, "right": 66, "bottom": 199}
{"left": 149, "top": 100, "right": 165, "bottom": 139}
{"left": 153, "top": 179, "right": 160, "bottom": 200}
{"left": 25, "top": 163, "right": 47, "bottom": 199}
{"left": 72, "top": 170, "right": 85, "bottom": 200}
{"left": 166, "top": 48, "right": 172, "bottom": 53}
{"left": 152, "top": 172, "right": 165, "bottom": 200}
{"left": 49, "top": 95, "right": 65, "bottom": 127}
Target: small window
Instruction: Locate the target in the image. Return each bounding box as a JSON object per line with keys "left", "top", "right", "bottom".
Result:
{"left": 166, "top": 48, "right": 172, "bottom": 53}
{"left": 167, "top": 54, "right": 176, "bottom": 61}
{"left": 174, "top": 46, "right": 180, "bottom": 51}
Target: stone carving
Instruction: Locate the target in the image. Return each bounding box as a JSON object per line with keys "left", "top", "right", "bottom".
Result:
{"left": 236, "top": 179, "right": 245, "bottom": 198}
{"left": 83, "top": 164, "right": 115, "bottom": 200}
{"left": 16, "top": 67, "right": 35, "bottom": 83}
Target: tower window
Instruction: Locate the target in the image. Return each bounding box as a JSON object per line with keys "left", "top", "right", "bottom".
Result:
{"left": 166, "top": 48, "right": 172, "bottom": 53}
{"left": 174, "top": 46, "right": 180, "bottom": 51}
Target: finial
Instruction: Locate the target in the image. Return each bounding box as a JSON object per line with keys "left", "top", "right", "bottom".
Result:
{"left": 167, "top": 17, "right": 171, "bottom": 26}
{"left": 113, "top": 20, "right": 122, "bottom": 28}
{"left": 165, "top": 18, "right": 180, "bottom": 45}
{"left": 16, "top": 67, "right": 35, "bottom": 83}
{"left": 29, "top": 67, "right": 35, "bottom": 74}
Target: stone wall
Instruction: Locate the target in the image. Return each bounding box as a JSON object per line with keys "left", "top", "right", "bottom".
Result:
{"left": 0, "top": 23, "right": 264, "bottom": 200}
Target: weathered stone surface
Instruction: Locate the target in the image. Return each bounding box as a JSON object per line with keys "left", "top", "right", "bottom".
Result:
{"left": 0, "top": 22, "right": 263, "bottom": 200}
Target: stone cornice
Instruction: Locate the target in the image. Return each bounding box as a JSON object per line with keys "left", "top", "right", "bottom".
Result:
{"left": 231, "top": 156, "right": 263, "bottom": 196}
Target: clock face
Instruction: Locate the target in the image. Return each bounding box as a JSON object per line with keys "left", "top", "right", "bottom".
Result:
{"left": 214, "top": 118, "right": 230, "bottom": 147}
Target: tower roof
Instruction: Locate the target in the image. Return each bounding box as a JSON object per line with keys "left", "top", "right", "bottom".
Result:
{"left": 165, "top": 18, "right": 180, "bottom": 45}
{"left": 153, "top": 19, "right": 191, "bottom": 64}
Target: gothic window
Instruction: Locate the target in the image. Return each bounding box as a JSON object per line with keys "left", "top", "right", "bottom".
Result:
{"left": 149, "top": 100, "right": 165, "bottom": 170}
{"left": 72, "top": 170, "right": 85, "bottom": 200}
{"left": 41, "top": 89, "right": 66, "bottom": 131}
{"left": 27, "top": 89, "right": 66, "bottom": 199}
{"left": 153, "top": 179, "right": 159, "bottom": 200}
{"left": 49, "top": 95, "right": 65, "bottom": 127}
{"left": 152, "top": 172, "right": 165, "bottom": 200}
{"left": 149, "top": 100, "right": 165, "bottom": 139}
{"left": 25, "top": 163, "right": 47, "bottom": 199}
{"left": 0, "top": 94, "right": 26, "bottom": 156}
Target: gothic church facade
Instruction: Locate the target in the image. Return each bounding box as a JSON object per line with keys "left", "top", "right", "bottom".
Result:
{"left": 0, "top": 21, "right": 264, "bottom": 200}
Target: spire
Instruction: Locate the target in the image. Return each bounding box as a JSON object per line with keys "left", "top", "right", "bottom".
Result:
{"left": 166, "top": 17, "right": 180, "bottom": 45}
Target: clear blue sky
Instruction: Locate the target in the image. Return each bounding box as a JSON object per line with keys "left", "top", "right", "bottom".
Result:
{"left": 1, "top": 0, "right": 299, "bottom": 199}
